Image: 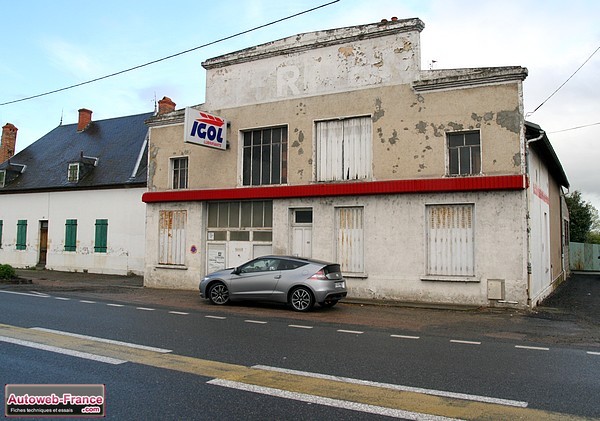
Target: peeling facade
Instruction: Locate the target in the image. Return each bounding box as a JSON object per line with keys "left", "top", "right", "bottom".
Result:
{"left": 143, "top": 18, "right": 569, "bottom": 308}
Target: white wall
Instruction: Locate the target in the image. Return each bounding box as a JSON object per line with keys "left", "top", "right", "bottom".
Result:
{"left": 0, "top": 188, "right": 147, "bottom": 275}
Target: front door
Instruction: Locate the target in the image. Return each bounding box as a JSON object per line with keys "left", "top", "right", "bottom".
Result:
{"left": 38, "top": 221, "right": 48, "bottom": 267}
{"left": 291, "top": 209, "right": 313, "bottom": 258}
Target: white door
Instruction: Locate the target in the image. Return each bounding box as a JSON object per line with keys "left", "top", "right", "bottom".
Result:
{"left": 292, "top": 227, "right": 312, "bottom": 258}
{"left": 228, "top": 242, "right": 252, "bottom": 269}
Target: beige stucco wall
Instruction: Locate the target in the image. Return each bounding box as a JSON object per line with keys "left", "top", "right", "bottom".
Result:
{"left": 148, "top": 82, "right": 523, "bottom": 192}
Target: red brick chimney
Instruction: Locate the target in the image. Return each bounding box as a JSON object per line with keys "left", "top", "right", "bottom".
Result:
{"left": 77, "top": 108, "right": 93, "bottom": 132}
{"left": 0, "top": 123, "right": 18, "bottom": 163}
{"left": 157, "top": 97, "right": 176, "bottom": 115}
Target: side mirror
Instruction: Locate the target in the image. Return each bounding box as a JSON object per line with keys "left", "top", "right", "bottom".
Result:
{"left": 232, "top": 267, "right": 241, "bottom": 275}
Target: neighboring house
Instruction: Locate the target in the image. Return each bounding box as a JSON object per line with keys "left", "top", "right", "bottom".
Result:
{"left": 0, "top": 108, "right": 154, "bottom": 275}
{"left": 142, "top": 17, "right": 569, "bottom": 308}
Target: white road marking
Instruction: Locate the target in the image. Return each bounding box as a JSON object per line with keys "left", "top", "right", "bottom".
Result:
{"left": 391, "top": 334, "right": 420, "bottom": 340}
{"left": 136, "top": 307, "right": 155, "bottom": 311}
{"left": 0, "top": 290, "right": 49, "bottom": 298}
{"left": 79, "top": 300, "right": 96, "bottom": 304}
{"left": 245, "top": 320, "right": 268, "bottom": 324}
{"left": 106, "top": 303, "right": 124, "bottom": 307}
{"left": 205, "top": 315, "right": 226, "bottom": 320}
{"left": 31, "top": 328, "right": 172, "bottom": 353}
{"left": 208, "top": 379, "right": 459, "bottom": 420}
{"left": 587, "top": 351, "right": 600, "bottom": 356}
{"left": 515, "top": 345, "right": 549, "bottom": 351}
{"left": 288, "top": 324, "right": 313, "bottom": 329}
{"left": 450, "top": 340, "right": 481, "bottom": 345}
{"left": 337, "top": 329, "right": 363, "bottom": 334}
{"left": 253, "top": 365, "right": 529, "bottom": 408}
{"left": 54, "top": 297, "right": 71, "bottom": 301}
{"left": 169, "top": 311, "right": 189, "bottom": 315}
{"left": 0, "top": 336, "right": 126, "bottom": 364}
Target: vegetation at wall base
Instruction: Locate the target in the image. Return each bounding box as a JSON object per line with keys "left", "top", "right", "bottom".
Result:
{"left": 0, "top": 264, "right": 16, "bottom": 280}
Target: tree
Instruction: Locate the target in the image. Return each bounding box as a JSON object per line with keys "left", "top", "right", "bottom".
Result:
{"left": 565, "top": 190, "right": 600, "bottom": 244}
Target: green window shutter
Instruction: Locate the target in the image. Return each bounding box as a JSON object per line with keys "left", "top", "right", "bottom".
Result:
{"left": 16, "top": 220, "right": 27, "bottom": 250}
{"left": 65, "top": 219, "right": 77, "bottom": 252}
{"left": 0, "top": 220, "right": 3, "bottom": 248}
{"left": 94, "top": 219, "right": 108, "bottom": 253}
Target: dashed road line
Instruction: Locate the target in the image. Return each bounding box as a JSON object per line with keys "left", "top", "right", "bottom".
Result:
{"left": 450, "top": 339, "right": 481, "bottom": 345}
{"left": 169, "top": 311, "right": 189, "bottom": 315}
{"left": 289, "top": 324, "right": 313, "bottom": 329}
{"left": 515, "top": 345, "right": 550, "bottom": 351}
{"left": 79, "top": 300, "right": 96, "bottom": 304}
{"left": 136, "top": 307, "right": 155, "bottom": 311}
{"left": 338, "top": 329, "right": 363, "bottom": 334}
{"left": 31, "top": 328, "right": 172, "bottom": 353}
{"left": 391, "top": 334, "right": 420, "bottom": 340}
{"left": 0, "top": 336, "right": 126, "bottom": 365}
{"left": 587, "top": 351, "right": 600, "bottom": 356}
{"left": 107, "top": 303, "right": 124, "bottom": 307}
{"left": 245, "top": 320, "right": 268, "bottom": 324}
{"left": 0, "top": 290, "right": 50, "bottom": 298}
{"left": 54, "top": 297, "right": 71, "bottom": 301}
{"left": 208, "top": 378, "right": 456, "bottom": 420}
{"left": 205, "top": 315, "right": 226, "bottom": 320}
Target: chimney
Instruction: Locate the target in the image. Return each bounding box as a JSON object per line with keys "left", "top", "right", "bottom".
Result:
{"left": 157, "top": 97, "right": 176, "bottom": 115}
{"left": 77, "top": 108, "right": 93, "bottom": 132}
{"left": 0, "top": 123, "right": 18, "bottom": 164}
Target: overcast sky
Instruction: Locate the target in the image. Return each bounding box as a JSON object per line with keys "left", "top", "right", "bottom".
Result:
{"left": 1, "top": 0, "right": 598, "bottom": 211}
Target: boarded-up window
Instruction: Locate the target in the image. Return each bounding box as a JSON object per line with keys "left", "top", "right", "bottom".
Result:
{"left": 336, "top": 207, "right": 364, "bottom": 273}
{"left": 427, "top": 204, "right": 474, "bottom": 276}
{"left": 159, "top": 210, "right": 186, "bottom": 265}
{"left": 316, "top": 117, "right": 372, "bottom": 182}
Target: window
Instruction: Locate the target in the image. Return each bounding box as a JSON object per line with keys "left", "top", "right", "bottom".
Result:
{"left": 448, "top": 131, "right": 481, "bottom": 175}
{"left": 0, "top": 170, "right": 5, "bottom": 187}
{"left": 336, "top": 207, "right": 364, "bottom": 273}
{"left": 95, "top": 219, "right": 108, "bottom": 253}
{"left": 171, "top": 157, "right": 188, "bottom": 189}
{"left": 242, "top": 127, "right": 288, "bottom": 186}
{"left": 0, "top": 220, "right": 3, "bottom": 248}
{"left": 68, "top": 163, "right": 80, "bottom": 182}
{"left": 65, "top": 219, "right": 77, "bottom": 251}
{"left": 207, "top": 201, "right": 273, "bottom": 242}
{"left": 159, "top": 210, "right": 186, "bottom": 265}
{"left": 427, "top": 204, "right": 474, "bottom": 276}
{"left": 16, "top": 220, "right": 27, "bottom": 250}
{"left": 316, "top": 117, "right": 372, "bottom": 182}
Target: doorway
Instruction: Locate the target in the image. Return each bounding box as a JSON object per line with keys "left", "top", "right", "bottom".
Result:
{"left": 38, "top": 221, "right": 48, "bottom": 267}
{"left": 291, "top": 209, "right": 312, "bottom": 258}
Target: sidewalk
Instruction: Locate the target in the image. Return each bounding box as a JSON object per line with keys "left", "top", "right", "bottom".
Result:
{"left": 5, "top": 269, "right": 600, "bottom": 348}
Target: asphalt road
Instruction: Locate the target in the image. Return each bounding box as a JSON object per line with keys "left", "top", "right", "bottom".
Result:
{"left": 1, "top": 270, "right": 599, "bottom": 419}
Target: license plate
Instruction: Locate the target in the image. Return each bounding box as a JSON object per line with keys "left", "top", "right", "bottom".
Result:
{"left": 335, "top": 281, "right": 345, "bottom": 288}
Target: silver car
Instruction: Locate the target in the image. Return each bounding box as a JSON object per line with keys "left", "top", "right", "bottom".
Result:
{"left": 199, "top": 255, "right": 347, "bottom": 311}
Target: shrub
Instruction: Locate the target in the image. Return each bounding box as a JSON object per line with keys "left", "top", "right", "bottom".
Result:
{"left": 0, "top": 264, "right": 16, "bottom": 280}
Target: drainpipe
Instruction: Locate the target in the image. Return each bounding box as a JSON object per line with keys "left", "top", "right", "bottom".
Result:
{"left": 525, "top": 129, "right": 545, "bottom": 307}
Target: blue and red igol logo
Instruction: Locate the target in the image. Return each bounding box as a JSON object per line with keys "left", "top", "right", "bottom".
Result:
{"left": 189, "top": 112, "right": 225, "bottom": 144}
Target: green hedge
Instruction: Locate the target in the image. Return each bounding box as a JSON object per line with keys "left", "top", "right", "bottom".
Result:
{"left": 0, "top": 264, "right": 16, "bottom": 279}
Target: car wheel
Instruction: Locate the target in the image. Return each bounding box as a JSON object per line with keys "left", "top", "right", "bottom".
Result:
{"left": 320, "top": 299, "right": 338, "bottom": 308}
{"left": 290, "top": 287, "right": 314, "bottom": 312}
{"left": 208, "top": 282, "right": 230, "bottom": 305}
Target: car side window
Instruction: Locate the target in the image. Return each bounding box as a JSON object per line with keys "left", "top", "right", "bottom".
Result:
{"left": 278, "top": 259, "right": 306, "bottom": 271}
{"left": 240, "top": 258, "right": 277, "bottom": 273}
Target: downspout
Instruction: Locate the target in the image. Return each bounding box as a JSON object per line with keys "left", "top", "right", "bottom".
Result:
{"left": 525, "top": 129, "right": 545, "bottom": 307}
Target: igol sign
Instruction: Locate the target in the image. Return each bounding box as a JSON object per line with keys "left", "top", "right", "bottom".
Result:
{"left": 184, "top": 108, "right": 227, "bottom": 150}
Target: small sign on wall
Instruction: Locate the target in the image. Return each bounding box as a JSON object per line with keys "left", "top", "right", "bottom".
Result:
{"left": 184, "top": 107, "right": 227, "bottom": 150}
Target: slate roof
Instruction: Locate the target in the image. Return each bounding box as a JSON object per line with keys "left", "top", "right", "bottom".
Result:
{"left": 0, "top": 111, "right": 153, "bottom": 193}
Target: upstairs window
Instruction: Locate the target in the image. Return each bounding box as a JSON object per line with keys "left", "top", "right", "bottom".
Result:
{"left": 316, "top": 116, "right": 372, "bottom": 182}
{"left": 171, "top": 157, "right": 188, "bottom": 189}
{"left": 242, "top": 127, "right": 288, "bottom": 186}
{"left": 65, "top": 219, "right": 77, "bottom": 252}
{"left": 16, "top": 220, "right": 27, "bottom": 250}
{"left": 448, "top": 131, "right": 481, "bottom": 176}
{"left": 0, "top": 170, "right": 5, "bottom": 187}
{"left": 68, "top": 163, "right": 80, "bottom": 182}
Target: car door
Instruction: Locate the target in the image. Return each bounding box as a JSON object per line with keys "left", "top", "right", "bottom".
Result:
{"left": 228, "top": 257, "right": 281, "bottom": 300}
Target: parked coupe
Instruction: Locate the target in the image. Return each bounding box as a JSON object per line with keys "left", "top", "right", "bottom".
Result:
{"left": 199, "top": 255, "right": 347, "bottom": 311}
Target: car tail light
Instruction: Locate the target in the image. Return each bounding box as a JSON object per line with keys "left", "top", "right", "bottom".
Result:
{"left": 309, "top": 269, "right": 327, "bottom": 280}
